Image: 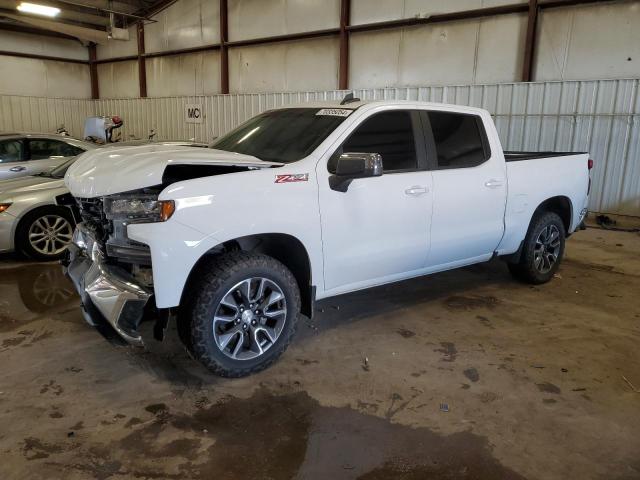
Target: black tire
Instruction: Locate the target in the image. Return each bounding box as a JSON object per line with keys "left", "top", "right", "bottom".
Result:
{"left": 508, "top": 211, "right": 566, "bottom": 284}
{"left": 183, "top": 251, "right": 300, "bottom": 377}
{"left": 16, "top": 206, "right": 75, "bottom": 261}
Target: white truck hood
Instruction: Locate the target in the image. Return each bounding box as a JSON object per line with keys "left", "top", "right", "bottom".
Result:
{"left": 65, "top": 144, "right": 282, "bottom": 198}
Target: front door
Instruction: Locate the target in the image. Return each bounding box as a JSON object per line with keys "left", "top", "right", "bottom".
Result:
{"left": 318, "top": 109, "right": 433, "bottom": 293}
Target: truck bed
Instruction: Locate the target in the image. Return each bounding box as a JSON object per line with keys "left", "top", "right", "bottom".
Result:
{"left": 504, "top": 151, "right": 587, "bottom": 162}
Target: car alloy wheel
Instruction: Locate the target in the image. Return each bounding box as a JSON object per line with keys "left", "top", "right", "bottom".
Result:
{"left": 28, "top": 214, "right": 74, "bottom": 257}
{"left": 212, "top": 277, "right": 287, "bottom": 360}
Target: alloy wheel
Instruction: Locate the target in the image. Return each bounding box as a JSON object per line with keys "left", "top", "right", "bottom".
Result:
{"left": 533, "top": 224, "right": 561, "bottom": 274}
{"left": 28, "top": 215, "right": 73, "bottom": 257}
{"left": 212, "top": 277, "right": 287, "bottom": 360}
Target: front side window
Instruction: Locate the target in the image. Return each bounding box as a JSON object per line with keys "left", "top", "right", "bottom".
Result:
{"left": 212, "top": 108, "right": 350, "bottom": 163}
{"left": 28, "top": 139, "right": 84, "bottom": 160}
{"left": 427, "top": 111, "right": 489, "bottom": 169}
{"left": 0, "top": 140, "right": 23, "bottom": 163}
{"left": 337, "top": 110, "right": 418, "bottom": 172}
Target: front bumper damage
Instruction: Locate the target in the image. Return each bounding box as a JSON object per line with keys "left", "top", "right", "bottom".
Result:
{"left": 62, "top": 224, "right": 152, "bottom": 346}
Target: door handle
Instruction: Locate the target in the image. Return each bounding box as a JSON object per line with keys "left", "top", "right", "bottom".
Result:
{"left": 484, "top": 179, "right": 503, "bottom": 189}
{"left": 9, "top": 166, "right": 26, "bottom": 172}
{"left": 405, "top": 186, "right": 428, "bottom": 196}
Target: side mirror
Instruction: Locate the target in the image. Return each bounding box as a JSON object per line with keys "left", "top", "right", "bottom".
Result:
{"left": 329, "top": 152, "right": 383, "bottom": 192}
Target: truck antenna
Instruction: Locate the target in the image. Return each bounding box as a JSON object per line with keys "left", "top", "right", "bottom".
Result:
{"left": 340, "top": 92, "right": 361, "bottom": 105}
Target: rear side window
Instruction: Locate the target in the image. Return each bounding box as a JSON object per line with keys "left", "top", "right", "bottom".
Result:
{"left": 341, "top": 111, "right": 417, "bottom": 172}
{"left": 28, "top": 139, "right": 83, "bottom": 160}
{"left": 0, "top": 140, "right": 23, "bottom": 163}
{"left": 427, "top": 111, "right": 489, "bottom": 169}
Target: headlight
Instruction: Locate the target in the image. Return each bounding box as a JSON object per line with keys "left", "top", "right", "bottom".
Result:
{"left": 104, "top": 196, "right": 175, "bottom": 222}
{"left": 0, "top": 203, "right": 12, "bottom": 213}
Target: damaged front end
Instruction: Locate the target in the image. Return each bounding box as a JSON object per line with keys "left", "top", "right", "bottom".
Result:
{"left": 62, "top": 190, "right": 172, "bottom": 346}
{"left": 63, "top": 223, "right": 153, "bottom": 345}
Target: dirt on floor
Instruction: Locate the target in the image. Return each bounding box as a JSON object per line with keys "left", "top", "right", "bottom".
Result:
{"left": 0, "top": 227, "right": 639, "bottom": 480}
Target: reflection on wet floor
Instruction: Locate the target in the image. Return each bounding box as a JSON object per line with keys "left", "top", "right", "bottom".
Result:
{"left": 0, "top": 258, "right": 77, "bottom": 333}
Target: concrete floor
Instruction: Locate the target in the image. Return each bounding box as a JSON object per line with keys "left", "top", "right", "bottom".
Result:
{"left": 0, "top": 227, "right": 638, "bottom": 480}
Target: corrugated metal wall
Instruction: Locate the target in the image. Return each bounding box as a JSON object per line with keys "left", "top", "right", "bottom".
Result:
{"left": 1, "top": 78, "right": 638, "bottom": 217}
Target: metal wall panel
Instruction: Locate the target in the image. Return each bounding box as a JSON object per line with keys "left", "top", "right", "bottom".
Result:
{"left": 146, "top": 51, "right": 221, "bottom": 97}
{"left": 350, "top": 0, "right": 527, "bottom": 25}
{"left": 0, "top": 30, "right": 88, "bottom": 61}
{"left": 144, "top": 0, "right": 220, "bottom": 54}
{"left": 0, "top": 56, "right": 91, "bottom": 98}
{"left": 535, "top": 2, "right": 640, "bottom": 81}
{"left": 229, "top": 37, "right": 339, "bottom": 93}
{"left": 350, "top": 13, "right": 527, "bottom": 89}
{"left": 2, "top": 78, "right": 638, "bottom": 216}
{"left": 0, "top": 94, "right": 92, "bottom": 136}
{"left": 228, "top": 0, "right": 340, "bottom": 42}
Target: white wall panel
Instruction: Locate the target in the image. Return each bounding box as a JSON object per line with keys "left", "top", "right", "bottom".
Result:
{"left": 229, "top": 37, "right": 339, "bottom": 92}
{"left": 96, "top": 26, "right": 138, "bottom": 60}
{"left": 145, "top": 0, "right": 220, "bottom": 53}
{"left": 146, "top": 51, "right": 221, "bottom": 96}
{"left": 351, "top": 0, "right": 527, "bottom": 25}
{"left": 535, "top": 2, "right": 640, "bottom": 81}
{"left": 97, "top": 61, "right": 139, "bottom": 99}
{"left": 228, "top": 0, "right": 340, "bottom": 41}
{"left": 351, "top": 14, "right": 526, "bottom": 89}
{"left": 0, "top": 95, "right": 92, "bottom": 137}
{"left": 0, "top": 31, "right": 87, "bottom": 61}
{"left": 0, "top": 56, "right": 90, "bottom": 98}
{"left": 475, "top": 13, "right": 527, "bottom": 84}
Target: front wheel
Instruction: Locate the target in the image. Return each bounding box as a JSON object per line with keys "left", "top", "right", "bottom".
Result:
{"left": 184, "top": 251, "right": 300, "bottom": 377}
{"left": 508, "top": 211, "right": 566, "bottom": 284}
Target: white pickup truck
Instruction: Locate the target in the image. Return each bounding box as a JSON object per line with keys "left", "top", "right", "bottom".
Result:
{"left": 64, "top": 99, "right": 591, "bottom": 377}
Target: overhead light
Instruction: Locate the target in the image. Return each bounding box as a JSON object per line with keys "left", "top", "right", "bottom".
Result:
{"left": 16, "top": 2, "right": 61, "bottom": 17}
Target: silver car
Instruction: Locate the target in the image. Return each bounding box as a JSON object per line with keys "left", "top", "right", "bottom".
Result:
{"left": 0, "top": 133, "right": 96, "bottom": 180}
{"left": 0, "top": 141, "right": 208, "bottom": 261}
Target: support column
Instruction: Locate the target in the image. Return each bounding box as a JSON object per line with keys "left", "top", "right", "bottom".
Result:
{"left": 220, "top": 0, "right": 229, "bottom": 94}
{"left": 339, "top": 0, "right": 350, "bottom": 90}
{"left": 137, "top": 22, "right": 147, "bottom": 98}
{"left": 521, "top": 0, "right": 539, "bottom": 82}
{"left": 88, "top": 43, "right": 99, "bottom": 99}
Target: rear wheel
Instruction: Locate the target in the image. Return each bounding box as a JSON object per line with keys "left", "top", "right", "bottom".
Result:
{"left": 184, "top": 251, "right": 300, "bottom": 377}
{"left": 508, "top": 211, "right": 565, "bottom": 284}
{"left": 16, "top": 207, "right": 75, "bottom": 261}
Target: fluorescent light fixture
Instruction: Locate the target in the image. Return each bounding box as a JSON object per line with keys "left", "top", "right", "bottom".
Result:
{"left": 16, "top": 2, "right": 61, "bottom": 17}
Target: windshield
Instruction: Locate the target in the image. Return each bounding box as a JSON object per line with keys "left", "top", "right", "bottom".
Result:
{"left": 211, "top": 108, "right": 351, "bottom": 163}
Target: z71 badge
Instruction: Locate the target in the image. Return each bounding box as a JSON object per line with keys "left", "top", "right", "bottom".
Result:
{"left": 275, "top": 173, "right": 309, "bottom": 183}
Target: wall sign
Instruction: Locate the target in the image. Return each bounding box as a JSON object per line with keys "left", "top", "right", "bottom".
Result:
{"left": 185, "top": 104, "right": 203, "bottom": 124}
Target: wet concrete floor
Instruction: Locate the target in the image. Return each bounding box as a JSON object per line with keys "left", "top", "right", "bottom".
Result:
{"left": 0, "top": 227, "right": 639, "bottom": 479}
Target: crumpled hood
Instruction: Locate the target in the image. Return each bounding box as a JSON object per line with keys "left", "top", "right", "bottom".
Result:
{"left": 65, "top": 144, "right": 282, "bottom": 198}
{"left": 0, "top": 175, "right": 64, "bottom": 199}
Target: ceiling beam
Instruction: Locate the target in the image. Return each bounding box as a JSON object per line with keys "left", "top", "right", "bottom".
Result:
{"left": 0, "top": 21, "right": 78, "bottom": 39}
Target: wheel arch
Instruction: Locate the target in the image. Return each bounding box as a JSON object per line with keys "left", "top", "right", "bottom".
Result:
{"left": 181, "top": 232, "right": 315, "bottom": 318}
{"left": 533, "top": 195, "right": 573, "bottom": 233}
{"left": 504, "top": 195, "right": 573, "bottom": 264}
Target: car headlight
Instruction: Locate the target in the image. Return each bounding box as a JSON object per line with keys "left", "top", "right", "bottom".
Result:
{"left": 104, "top": 196, "right": 175, "bottom": 222}
{"left": 0, "top": 203, "right": 12, "bottom": 213}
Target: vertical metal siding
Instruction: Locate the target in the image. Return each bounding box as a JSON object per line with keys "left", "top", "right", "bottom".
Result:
{"left": 1, "top": 78, "right": 639, "bottom": 216}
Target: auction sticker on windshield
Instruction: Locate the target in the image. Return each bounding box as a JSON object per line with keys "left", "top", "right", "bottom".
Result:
{"left": 316, "top": 108, "right": 352, "bottom": 117}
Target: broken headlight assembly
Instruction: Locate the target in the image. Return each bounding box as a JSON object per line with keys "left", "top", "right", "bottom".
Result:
{"left": 104, "top": 195, "right": 175, "bottom": 223}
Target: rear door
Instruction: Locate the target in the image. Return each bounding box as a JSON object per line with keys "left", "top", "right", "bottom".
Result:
{"left": 422, "top": 110, "right": 507, "bottom": 268}
{"left": 25, "top": 138, "right": 84, "bottom": 175}
{"left": 0, "top": 139, "right": 27, "bottom": 180}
